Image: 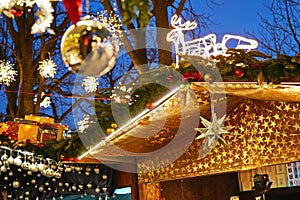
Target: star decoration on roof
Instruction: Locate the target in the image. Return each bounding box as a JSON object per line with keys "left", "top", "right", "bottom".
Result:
{"left": 195, "top": 113, "right": 233, "bottom": 157}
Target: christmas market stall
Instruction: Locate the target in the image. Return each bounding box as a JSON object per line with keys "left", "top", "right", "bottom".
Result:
{"left": 0, "top": 115, "right": 116, "bottom": 199}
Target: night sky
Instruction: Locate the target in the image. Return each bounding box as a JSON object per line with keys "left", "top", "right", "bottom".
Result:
{"left": 201, "top": 0, "right": 273, "bottom": 38}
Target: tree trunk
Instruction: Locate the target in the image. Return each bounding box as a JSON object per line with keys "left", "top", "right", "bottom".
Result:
{"left": 5, "top": 71, "right": 19, "bottom": 120}
{"left": 6, "top": 10, "right": 36, "bottom": 118}
{"left": 152, "top": 0, "right": 173, "bottom": 66}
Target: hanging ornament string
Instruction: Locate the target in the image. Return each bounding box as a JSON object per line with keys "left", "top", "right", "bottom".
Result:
{"left": 85, "top": 0, "right": 90, "bottom": 16}
{"left": 62, "top": 0, "right": 83, "bottom": 25}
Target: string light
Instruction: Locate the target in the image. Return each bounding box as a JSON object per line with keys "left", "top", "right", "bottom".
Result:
{"left": 97, "top": 10, "right": 122, "bottom": 34}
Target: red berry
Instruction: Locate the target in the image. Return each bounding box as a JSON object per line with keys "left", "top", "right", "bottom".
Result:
{"left": 235, "top": 68, "right": 245, "bottom": 78}
{"left": 146, "top": 101, "right": 155, "bottom": 110}
{"left": 38, "top": 143, "right": 45, "bottom": 148}
{"left": 10, "top": 8, "right": 23, "bottom": 17}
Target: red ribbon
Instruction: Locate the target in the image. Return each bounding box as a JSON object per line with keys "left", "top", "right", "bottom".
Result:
{"left": 62, "top": 157, "right": 79, "bottom": 162}
{"left": 63, "top": 0, "right": 83, "bottom": 25}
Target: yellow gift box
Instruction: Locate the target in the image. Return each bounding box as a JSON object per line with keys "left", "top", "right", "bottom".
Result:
{"left": 24, "top": 115, "right": 54, "bottom": 124}
{"left": 18, "top": 123, "right": 39, "bottom": 143}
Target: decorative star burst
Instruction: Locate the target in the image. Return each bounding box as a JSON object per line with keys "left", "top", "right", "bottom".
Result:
{"left": 38, "top": 59, "right": 57, "bottom": 78}
{"left": 195, "top": 113, "right": 233, "bottom": 157}
{"left": 81, "top": 76, "right": 99, "bottom": 93}
{"left": 0, "top": 60, "right": 17, "bottom": 86}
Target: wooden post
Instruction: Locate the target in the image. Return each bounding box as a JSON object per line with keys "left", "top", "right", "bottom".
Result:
{"left": 131, "top": 161, "right": 140, "bottom": 200}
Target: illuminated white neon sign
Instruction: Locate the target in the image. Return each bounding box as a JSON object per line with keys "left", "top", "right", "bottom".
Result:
{"left": 167, "top": 14, "right": 258, "bottom": 66}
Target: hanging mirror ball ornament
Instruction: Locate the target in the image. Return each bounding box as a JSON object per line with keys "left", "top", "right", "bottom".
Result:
{"left": 61, "top": 17, "right": 120, "bottom": 76}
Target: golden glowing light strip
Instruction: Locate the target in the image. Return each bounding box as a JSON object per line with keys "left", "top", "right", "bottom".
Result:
{"left": 78, "top": 87, "right": 180, "bottom": 160}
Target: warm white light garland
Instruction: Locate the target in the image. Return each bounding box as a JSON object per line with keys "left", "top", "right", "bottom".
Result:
{"left": 0, "top": 145, "right": 63, "bottom": 178}
{"left": 97, "top": 10, "right": 122, "bottom": 34}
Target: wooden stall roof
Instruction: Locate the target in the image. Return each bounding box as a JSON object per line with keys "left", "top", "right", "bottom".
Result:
{"left": 78, "top": 82, "right": 300, "bottom": 182}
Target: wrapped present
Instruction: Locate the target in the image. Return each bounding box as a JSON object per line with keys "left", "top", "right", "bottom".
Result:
{"left": 18, "top": 123, "right": 39, "bottom": 143}
{"left": 0, "top": 116, "right": 67, "bottom": 143}
{"left": 3, "top": 121, "right": 21, "bottom": 140}
{"left": 24, "top": 115, "right": 54, "bottom": 123}
{"left": 0, "top": 123, "right": 7, "bottom": 134}
{"left": 37, "top": 123, "right": 66, "bottom": 142}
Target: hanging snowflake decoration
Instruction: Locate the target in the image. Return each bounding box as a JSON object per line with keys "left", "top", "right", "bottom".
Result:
{"left": 81, "top": 76, "right": 99, "bottom": 93}
{"left": 111, "top": 82, "right": 139, "bottom": 105}
{"left": 31, "top": 0, "right": 55, "bottom": 34}
{"left": 0, "top": 60, "right": 17, "bottom": 86}
{"left": 195, "top": 113, "right": 233, "bottom": 157}
{"left": 77, "top": 115, "right": 95, "bottom": 133}
{"left": 34, "top": 92, "right": 51, "bottom": 108}
{"left": 40, "top": 93, "right": 51, "bottom": 108}
{"left": 38, "top": 59, "right": 57, "bottom": 78}
{"left": 0, "top": 0, "right": 55, "bottom": 34}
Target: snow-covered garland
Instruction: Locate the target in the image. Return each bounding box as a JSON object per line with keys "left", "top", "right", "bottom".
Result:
{"left": 0, "top": 0, "right": 57, "bottom": 34}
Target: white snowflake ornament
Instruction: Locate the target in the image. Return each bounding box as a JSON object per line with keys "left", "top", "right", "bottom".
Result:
{"left": 40, "top": 96, "right": 51, "bottom": 108}
{"left": 0, "top": 60, "right": 17, "bottom": 86}
{"left": 31, "top": 0, "right": 55, "bottom": 34}
{"left": 82, "top": 76, "right": 99, "bottom": 93}
{"left": 38, "top": 59, "right": 57, "bottom": 78}
{"left": 111, "top": 82, "right": 138, "bottom": 105}
{"left": 34, "top": 92, "right": 51, "bottom": 108}
{"left": 77, "top": 115, "right": 95, "bottom": 133}
{"left": 0, "top": 0, "right": 55, "bottom": 34}
{"left": 195, "top": 113, "right": 233, "bottom": 157}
